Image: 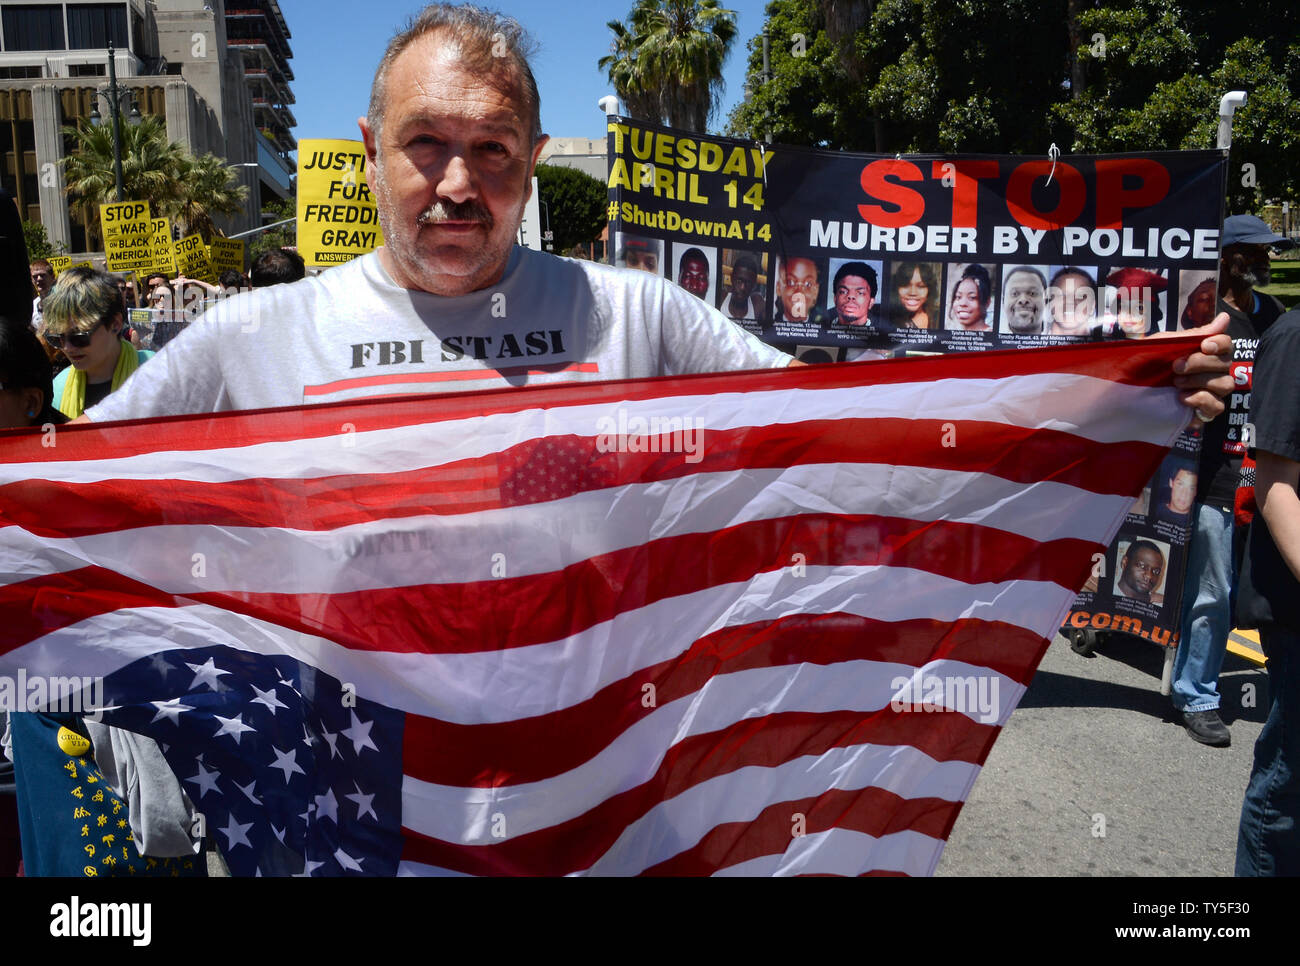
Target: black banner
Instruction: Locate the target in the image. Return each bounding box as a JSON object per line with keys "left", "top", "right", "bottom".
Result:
{"left": 607, "top": 116, "right": 1229, "bottom": 647}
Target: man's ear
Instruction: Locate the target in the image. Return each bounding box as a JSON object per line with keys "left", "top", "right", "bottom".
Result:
{"left": 359, "top": 116, "right": 380, "bottom": 191}
{"left": 524, "top": 135, "right": 550, "bottom": 200}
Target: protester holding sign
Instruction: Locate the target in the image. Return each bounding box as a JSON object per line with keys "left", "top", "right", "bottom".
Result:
{"left": 1171, "top": 215, "right": 1293, "bottom": 747}
{"left": 43, "top": 267, "right": 154, "bottom": 419}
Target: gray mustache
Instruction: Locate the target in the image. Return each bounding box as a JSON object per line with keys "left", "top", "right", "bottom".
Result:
{"left": 418, "top": 200, "right": 493, "bottom": 227}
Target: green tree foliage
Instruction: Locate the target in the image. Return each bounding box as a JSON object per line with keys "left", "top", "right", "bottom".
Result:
{"left": 535, "top": 164, "right": 608, "bottom": 254}
{"left": 727, "top": 0, "right": 1299, "bottom": 205}
{"left": 61, "top": 116, "right": 249, "bottom": 244}
{"left": 21, "top": 220, "right": 65, "bottom": 259}
{"left": 248, "top": 196, "right": 297, "bottom": 261}
{"left": 601, "top": 0, "right": 739, "bottom": 132}
{"left": 169, "top": 153, "right": 249, "bottom": 240}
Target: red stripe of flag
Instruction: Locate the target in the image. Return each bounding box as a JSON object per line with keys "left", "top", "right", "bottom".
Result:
{"left": 0, "top": 418, "right": 1165, "bottom": 538}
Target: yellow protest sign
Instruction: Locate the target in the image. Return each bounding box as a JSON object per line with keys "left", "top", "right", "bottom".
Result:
{"left": 105, "top": 216, "right": 175, "bottom": 275}
{"left": 173, "top": 233, "right": 216, "bottom": 283}
{"left": 48, "top": 256, "right": 73, "bottom": 276}
{"left": 207, "top": 237, "right": 245, "bottom": 278}
{"left": 297, "top": 138, "right": 384, "bottom": 268}
{"left": 100, "top": 200, "right": 151, "bottom": 233}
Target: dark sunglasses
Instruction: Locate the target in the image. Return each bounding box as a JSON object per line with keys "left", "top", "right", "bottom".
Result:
{"left": 45, "top": 317, "right": 107, "bottom": 351}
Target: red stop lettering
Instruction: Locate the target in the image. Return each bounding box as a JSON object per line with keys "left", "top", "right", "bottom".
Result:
{"left": 1095, "top": 159, "right": 1170, "bottom": 229}
{"left": 931, "top": 160, "right": 998, "bottom": 228}
{"left": 1005, "top": 160, "right": 1086, "bottom": 230}
{"left": 858, "top": 159, "right": 925, "bottom": 227}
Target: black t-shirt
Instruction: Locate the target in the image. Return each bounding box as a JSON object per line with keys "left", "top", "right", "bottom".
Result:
{"left": 83, "top": 379, "right": 113, "bottom": 411}
{"left": 1196, "top": 293, "right": 1287, "bottom": 508}
{"left": 1237, "top": 309, "right": 1300, "bottom": 631}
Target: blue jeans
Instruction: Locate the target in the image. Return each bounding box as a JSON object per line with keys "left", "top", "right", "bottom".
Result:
{"left": 1236, "top": 627, "right": 1300, "bottom": 875}
{"left": 1172, "top": 504, "right": 1234, "bottom": 713}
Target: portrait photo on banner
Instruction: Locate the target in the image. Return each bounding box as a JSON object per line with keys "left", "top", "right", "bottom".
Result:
{"left": 1045, "top": 265, "right": 1099, "bottom": 338}
{"left": 885, "top": 260, "right": 942, "bottom": 330}
{"left": 615, "top": 231, "right": 663, "bottom": 276}
{"left": 827, "top": 257, "right": 884, "bottom": 329}
{"left": 1114, "top": 535, "right": 1173, "bottom": 609}
{"left": 1176, "top": 267, "right": 1219, "bottom": 330}
{"left": 773, "top": 254, "right": 829, "bottom": 325}
{"left": 717, "top": 249, "right": 769, "bottom": 323}
{"left": 944, "top": 262, "right": 998, "bottom": 333}
{"left": 1101, "top": 265, "right": 1169, "bottom": 338}
{"left": 998, "top": 264, "right": 1051, "bottom": 336}
{"left": 671, "top": 242, "right": 717, "bottom": 305}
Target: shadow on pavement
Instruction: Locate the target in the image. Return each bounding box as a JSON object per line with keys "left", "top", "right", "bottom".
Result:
{"left": 1019, "top": 634, "right": 1270, "bottom": 727}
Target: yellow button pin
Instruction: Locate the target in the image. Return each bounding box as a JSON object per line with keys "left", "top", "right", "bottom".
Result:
{"left": 57, "top": 727, "right": 91, "bottom": 757}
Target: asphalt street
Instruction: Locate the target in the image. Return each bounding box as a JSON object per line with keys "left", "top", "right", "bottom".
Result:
{"left": 937, "top": 631, "right": 1268, "bottom": 876}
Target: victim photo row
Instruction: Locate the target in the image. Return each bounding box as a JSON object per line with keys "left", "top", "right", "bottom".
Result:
{"left": 615, "top": 231, "right": 1219, "bottom": 356}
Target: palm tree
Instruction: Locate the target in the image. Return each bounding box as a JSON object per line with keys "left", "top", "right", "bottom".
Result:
{"left": 61, "top": 116, "right": 187, "bottom": 246}
{"left": 599, "top": 18, "right": 665, "bottom": 124}
{"left": 165, "top": 153, "right": 248, "bottom": 241}
{"left": 601, "top": 0, "right": 738, "bottom": 132}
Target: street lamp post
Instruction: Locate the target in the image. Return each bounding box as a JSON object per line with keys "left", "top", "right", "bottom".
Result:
{"left": 91, "top": 42, "right": 140, "bottom": 203}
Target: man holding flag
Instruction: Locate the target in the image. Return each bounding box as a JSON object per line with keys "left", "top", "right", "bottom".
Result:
{"left": 9, "top": 3, "right": 1235, "bottom": 878}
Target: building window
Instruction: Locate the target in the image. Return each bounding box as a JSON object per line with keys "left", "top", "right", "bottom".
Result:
{"left": 68, "top": 3, "right": 129, "bottom": 51}
{"left": 2, "top": 5, "right": 66, "bottom": 51}
{"left": 68, "top": 63, "right": 107, "bottom": 77}
{"left": 0, "top": 66, "right": 44, "bottom": 79}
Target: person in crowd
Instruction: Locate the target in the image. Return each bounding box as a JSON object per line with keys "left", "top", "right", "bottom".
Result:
{"left": 888, "top": 262, "right": 939, "bottom": 330}
{"left": 1235, "top": 300, "right": 1300, "bottom": 874}
{"left": 250, "top": 248, "right": 307, "bottom": 288}
{"left": 616, "top": 235, "right": 660, "bottom": 275}
{"left": 718, "top": 254, "right": 766, "bottom": 321}
{"left": 1170, "top": 215, "right": 1292, "bottom": 747}
{"left": 29, "top": 259, "right": 55, "bottom": 332}
{"left": 218, "top": 268, "right": 249, "bottom": 294}
{"left": 42, "top": 267, "right": 154, "bottom": 419}
{"left": 826, "top": 261, "right": 880, "bottom": 327}
{"left": 676, "top": 247, "right": 710, "bottom": 301}
{"left": 114, "top": 274, "right": 139, "bottom": 310}
{"left": 1047, "top": 267, "right": 1096, "bottom": 336}
{"left": 1115, "top": 540, "right": 1166, "bottom": 605}
{"left": 1002, "top": 265, "right": 1047, "bottom": 335}
{"left": 946, "top": 263, "right": 993, "bottom": 332}
{"left": 0, "top": 316, "right": 66, "bottom": 876}
{"left": 774, "top": 256, "right": 828, "bottom": 325}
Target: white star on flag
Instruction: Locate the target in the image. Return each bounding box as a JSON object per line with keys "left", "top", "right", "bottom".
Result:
{"left": 185, "top": 657, "right": 229, "bottom": 692}
{"left": 341, "top": 710, "right": 377, "bottom": 755}
{"left": 268, "top": 745, "right": 304, "bottom": 783}
{"left": 213, "top": 713, "right": 256, "bottom": 744}
{"left": 150, "top": 696, "right": 192, "bottom": 725}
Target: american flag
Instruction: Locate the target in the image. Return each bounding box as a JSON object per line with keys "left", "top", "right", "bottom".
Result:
{"left": 0, "top": 339, "right": 1191, "bottom": 876}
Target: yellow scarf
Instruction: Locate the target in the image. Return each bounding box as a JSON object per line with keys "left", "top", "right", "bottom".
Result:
{"left": 58, "top": 340, "right": 140, "bottom": 419}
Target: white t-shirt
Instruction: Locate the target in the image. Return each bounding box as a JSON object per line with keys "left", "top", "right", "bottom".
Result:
{"left": 86, "top": 247, "right": 791, "bottom": 419}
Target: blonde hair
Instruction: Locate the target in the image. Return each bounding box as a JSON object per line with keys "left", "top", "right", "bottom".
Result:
{"left": 42, "top": 266, "right": 123, "bottom": 336}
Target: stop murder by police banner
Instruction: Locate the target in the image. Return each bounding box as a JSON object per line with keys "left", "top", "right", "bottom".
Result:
{"left": 606, "top": 115, "right": 1229, "bottom": 649}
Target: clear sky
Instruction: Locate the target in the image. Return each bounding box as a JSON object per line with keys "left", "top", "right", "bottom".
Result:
{"left": 276, "top": 0, "right": 772, "bottom": 151}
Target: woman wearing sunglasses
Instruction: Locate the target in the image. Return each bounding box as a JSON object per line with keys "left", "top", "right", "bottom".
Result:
{"left": 45, "top": 266, "right": 154, "bottom": 419}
